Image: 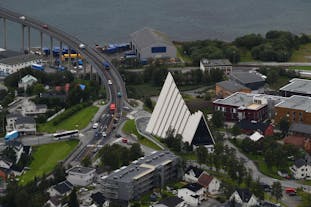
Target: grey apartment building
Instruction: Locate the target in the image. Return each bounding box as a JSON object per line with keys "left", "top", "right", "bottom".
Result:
{"left": 101, "top": 151, "right": 180, "bottom": 201}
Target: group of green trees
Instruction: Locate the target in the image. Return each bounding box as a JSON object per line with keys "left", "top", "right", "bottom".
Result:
{"left": 237, "top": 137, "right": 302, "bottom": 171}
{"left": 235, "top": 31, "right": 310, "bottom": 62}
{"left": 257, "top": 67, "right": 299, "bottom": 87}
{"left": 180, "top": 40, "right": 240, "bottom": 65}
{"left": 98, "top": 143, "right": 143, "bottom": 171}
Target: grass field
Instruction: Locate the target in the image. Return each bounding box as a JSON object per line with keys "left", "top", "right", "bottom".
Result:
{"left": 123, "top": 119, "right": 162, "bottom": 150}
{"left": 19, "top": 140, "right": 79, "bottom": 185}
{"left": 38, "top": 105, "right": 99, "bottom": 133}
{"left": 288, "top": 65, "right": 311, "bottom": 70}
{"left": 290, "top": 43, "right": 311, "bottom": 62}
{"left": 175, "top": 44, "right": 192, "bottom": 63}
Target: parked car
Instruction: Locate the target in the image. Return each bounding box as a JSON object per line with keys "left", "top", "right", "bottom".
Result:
{"left": 122, "top": 138, "right": 128, "bottom": 143}
{"left": 92, "top": 123, "right": 99, "bottom": 129}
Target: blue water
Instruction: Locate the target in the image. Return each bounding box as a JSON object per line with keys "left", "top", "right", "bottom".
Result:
{"left": 1, "top": 0, "right": 311, "bottom": 49}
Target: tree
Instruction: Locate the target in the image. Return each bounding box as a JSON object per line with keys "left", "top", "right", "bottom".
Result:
{"left": 279, "top": 118, "right": 289, "bottom": 136}
{"left": 212, "top": 111, "right": 224, "bottom": 128}
{"left": 231, "top": 124, "right": 241, "bottom": 136}
{"left": 144, "top": 97, "right": 153, "bottom": 110}
{"left": 271, "top": 181, "right": 283, "bottom": 201}
{"left": 129, "top": 143, "right": 143, "bottom": 161}
{"left": 81, "top": 155, "right": 92, "bottom": 167}
{"left": 68, "top": 188, "right": 79, "bottom": 207}
{"left": 196, "top": 145, "right": 208, "bottom": 165}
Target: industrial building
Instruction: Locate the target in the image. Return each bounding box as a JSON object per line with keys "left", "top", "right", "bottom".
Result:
{"left": 215, "top": 80, "right": 251, "bottom": 98}
{"left": 280, "top": 78, "right": 311, "bottom": 97}
{"left": 229, "top": 71, "right": 265, "bottom": 90}
{"left": 101, "top": 151, "right": 180, "bottom": 201}
{"left": 146, "top": 73, "right": 215, "bottom": 151}
{"left": 130, "top": 27, "right": 177, "bottom": 60}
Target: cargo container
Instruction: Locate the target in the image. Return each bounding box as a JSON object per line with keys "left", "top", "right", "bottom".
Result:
{"left": 31, "top": 63, "right": 44, "bottom": 71}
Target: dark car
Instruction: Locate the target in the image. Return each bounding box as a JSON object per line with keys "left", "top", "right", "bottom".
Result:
{"left": 116, "top": 134, "right": 121, "bottom": 138}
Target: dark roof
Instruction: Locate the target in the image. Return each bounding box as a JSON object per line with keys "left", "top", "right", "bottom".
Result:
{"left": 185, "top": 166, "right": 203, "bottom": 178}
{"left": 201, "top": 59, "right": 232, "bottom": 66}
{"left": 91, "top": 192, "right": 106, "bottom": 205}
{"left": 236, "top": 188, "right": 253, "bottom": 203}
{"left": 217, "top": 80, "right": 249, "bottom": 92}
{"left": 261, "top": 201, "right": 280, "bottom": 207}
{"left": 49, "top": 196, "right": 62, "bottom": 206}
{"left": 230, "top": 72, "right": 265, "bottom": 84}
{"left": 7, "top": 141, "right": 23, "bottom": 149}
{"left": 184, "top": 183, "right": 203, "bottom": 192}
{"left": 23, "top": 146, "right": 31, "bottom": 155}
{"left": 198, "top": 174, "right": 214, "bottom": 187}
{"left": 237, "top": 120, "right": 270, "bottom": 133}
{"left": 53, "top": 181, "right": 73, "bottom": 195}
{"left": 15, "top": 116, "right": 35, "bottom": 124}
{"left": 159, "top": 196, "right": 184, "bottom": 207}
{"left": 290, "top": 123, "right": 311, "bottom": 135}
{"left": 6, "top": 113, "right": 23, "bottom": 119}
{"left": 11, "top": 165, "right": 24, "bottom": 172}
{"left": 294, "top": 155, "right": 311, "bottom": 168}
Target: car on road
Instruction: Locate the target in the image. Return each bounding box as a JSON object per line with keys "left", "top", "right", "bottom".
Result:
{"left": 102, "top": 132, "right": 107, "bottom": 137}
{"left": 19, "top": 16, "right": 26, "bottom": 21}
{"left": 108, "top": 80, "right": 112, "bottom": 85}
{"left": 92, "top": 123, "right": 99, "bottom": 129}
{"left": 79, "top": 43, "right": 85, "bottom": 49}
{"left": 117, "top": 92, "right": 122, "bottom": 97}
{"left": 122, "top": 138, "right": 128, "bottom": 143}
{"left": 42, "top": 24, "right": 48, "bottom": 29}
{"left": 116, "top": 134, "right": 121, "bottom": 138}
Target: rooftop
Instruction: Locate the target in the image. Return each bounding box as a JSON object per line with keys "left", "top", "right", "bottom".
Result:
{"left": 67, "top": 166, "right": 95, "bottom": 175}
{"left": 103, "top": 151, "right": 177, "bottom": 183}
{"left": 280, "top": 78, "right": 311, "bottom": 95}
{"left": 237, "top": 120, "right": 271, "bottom": 133}
{"left": 130, "top": 27, "right": 174, "bottom": 50}
{"left": 183, "top": 183, "right": 203, "bottom": 192}
{"left": 15, "top": 116, "right": 35, "bottom": 125}
{"left": 20, "top": 74, "right": 38, "bottom": 84}
{"left": 217, "top": 80, "right": 249, "bottom": 93}
{"left": 198, "top": 173, "right": 214, "bottom": 187}
{"left": 230, "top": 71, "right": 265, "bottom": 84}
{"left": 289, "top": 122, "right": 311, "bottom": 135}
{"left": 53, "top": 181, "right": 73, "bottom": 195}
{"left": 275, "top": 95, "right": 311, "bottom": 112}
{"left": 185, "top": 166, "right": 204, "bottom": 178}
{"left": 158, "top": 196, "right": 184, "bottom": 207}
{"left": 236, "top": 188, "right": 253, "bottom": 203}
{"left": 0, "top": 54, "right": 40, "bottom": 65}
{"left": 213, "top": 92, "right": 267, "bottom": 110}
{"left": 201, "top": 59, "right": 232, "bottom": 66}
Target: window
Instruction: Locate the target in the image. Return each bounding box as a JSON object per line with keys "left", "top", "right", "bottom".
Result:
{"left": 233, "top": 108, "right": 237, "bottom": 113}
{"left": 222, "top": 107, "right": 225, "bottom": 112}
{"left": 151, "top": 47, "right": 166, "bottom": 53}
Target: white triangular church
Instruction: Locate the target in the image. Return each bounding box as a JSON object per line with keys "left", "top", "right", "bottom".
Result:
{"left": 146, "top": 73, "right": 215, "bottom": 151}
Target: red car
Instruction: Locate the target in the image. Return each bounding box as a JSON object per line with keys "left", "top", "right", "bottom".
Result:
{"left": 122, "top": 138, "right": 128, "bottom": 143}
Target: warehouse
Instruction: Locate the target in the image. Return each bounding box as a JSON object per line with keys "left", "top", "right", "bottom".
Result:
{"left": 130, "top": 27, "right": 177, "bottom": 60}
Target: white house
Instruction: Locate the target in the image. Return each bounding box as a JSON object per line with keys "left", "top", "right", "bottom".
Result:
{"left": 6, "top": 114, "right": 36, "bottom": 135}
{"left": 177, "top": 183, "right": 205, "bottom": 206}
{"left": 290, "top": 155, "right": 311, "bottom": 180}
{"left": 183, "top": 166, "right": 204, "bottom": 183}
{"left": 18, "top": 74, "right": 38, "bottom": 90}
{"left": 200, "top": 59, "right": 232, "bottom": 75}
{"left": 66, "top": 166, "right": 96, "bottom": 186}
{"left": 21, "top": 99, "right": 47, "bottom": 116}
{"left": 0, "top": 159, "right": 13, "bottom": 170}
{"left": 197, "top": 173, "right": 221, "bottom": 195}
{"left": 229, "top": 189, "right": 258, "bottom": 207}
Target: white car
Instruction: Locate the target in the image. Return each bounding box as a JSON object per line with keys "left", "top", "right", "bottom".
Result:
{"left": 102, "top": 132, "right": 107, "bottom": 137}
{"left": 19, "top": 16, "right": 26, "bottom": 20}
{"left": 108, "top": 80, "right": 112, "bottom": 85}
{"left": 79, "top": 43, "right": 85, "bottom": 49}
{"left": 92, "top": 123, "right": 99, "bottom": 129}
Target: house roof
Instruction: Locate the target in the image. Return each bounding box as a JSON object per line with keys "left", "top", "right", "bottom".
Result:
{"left": 217, "top": 80, "right": 249, "bottom": 93}
{"left": 185, "top": 166, "right": 203, "bottom": 178}
{"left": 67, "top": 166, "right": 95, "bottom": 175}
{"left": 280, "top": 78, "right": 311, "bottom": 95}
{"left": 91, "top": 192, "right": 106, "bottom": 205}
{"left": 276, "top": 95, "right": 311, "bottom": 112}
{"left": 183, "top": 183, "right": 203, "bottom": 192}
{"left": 130, "top": 27, "right": 174, "bottom": 50}
{"left": 237, "top": 120, "right": 270, "bottom": 133}
{"left": 23, "top": 146, "right": 32, "bottom": 155}
{"left": 294, "top": 155, "right": 311, "bottom": 168}
{"left": 236, "top": 189, "right": 253, "bottom": 203}
{"left": 11, "top": 164, "right": 24, "bottom": 172}
{"left": 53, "top": 181, "right": 73, "bottom": 195}
{"left": 289, "top": 122, "right": 311, "bottom": 135}
{"left": 230, "top": 71, "right": 265, "bottom": 84}
{"left": 283, "top": 136, "right": 306, "bottom": 148}
{"left": 249, "top": 132, "right": 264, "bottom": 142}
{"left": 158, "top": 196, "right": 184, "bottom": 207}
{"left": 20, "top": 74, "right": 37, "bottom": 84}
{"left": 198, "top": 173, "right": 214, "bottom": 187}
{"left": 15, "top": 116, "right": 35, "bottom": 125}
{"left": 201, "top": 59, "right": 232, "bottom": 67}
{"left": 49, "top": 196, "right": 62, "bottom": 206}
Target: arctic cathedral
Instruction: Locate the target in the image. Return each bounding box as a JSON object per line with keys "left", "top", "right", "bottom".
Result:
{"left": 146, "top": 73, "right": 215, "bottom": 152}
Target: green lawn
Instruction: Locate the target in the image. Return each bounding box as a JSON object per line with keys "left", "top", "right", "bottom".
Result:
{"left": 38, "top": 106, "right": 99, "bottom": 133}
{"left": 123, "top": 119, "right": 162, "bottom": 150}
{"left": 175, "top": 44, "right": 192, "bottom": 63}
{"left": 269, "top": 76, "right": 290, "bottom": 90}
{"left": 288, "top": 65, "right": 311, "bottom": 70}
{"left": 290, "top": 43, "right": 311, "bottom": 62}
{"left": 19, "top": 140, "right": 79, "bottom": 185}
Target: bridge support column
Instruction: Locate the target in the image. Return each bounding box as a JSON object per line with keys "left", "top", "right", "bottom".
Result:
{"left": 21, "top": 24, "right": 25, "bottom": 53}
{"left": 68, "top": 48, "right": 71, "bottom": 69}
{"left": 59, "top": 41, "right": 63, "bottom": 66}
{"left": 27, "top": 26, "right": 31, "bottom": 53}
{"left": 3, "top": 18, "right": 7, "bottom": 49}
{"left": 40, "top": 32, "right": 43, "bottom": 52}
{"left": 90, "top": 65, "right": 93, "bottom": 80}
{"left": 50, "top": 36, "right": 53, "bottom": 65}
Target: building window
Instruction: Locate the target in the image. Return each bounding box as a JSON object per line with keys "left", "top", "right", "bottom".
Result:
{"left": 233, "top": 108, "right": 237, "bottom": 113}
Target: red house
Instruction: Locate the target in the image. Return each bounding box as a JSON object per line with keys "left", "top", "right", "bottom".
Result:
{"left": 213, "top": 92, "right": 268, "bottom": 122}
{"left": 237, "top": 120, "right": 274, "bottom": 136}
